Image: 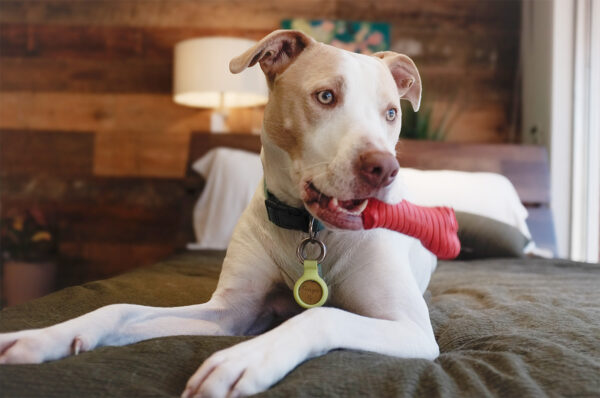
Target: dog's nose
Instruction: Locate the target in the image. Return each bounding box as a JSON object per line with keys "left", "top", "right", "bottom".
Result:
{"left": 358, "top": 151, "right": 400, "bottom": 188}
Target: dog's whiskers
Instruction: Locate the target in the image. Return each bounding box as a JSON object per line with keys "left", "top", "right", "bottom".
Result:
{"left": 302, "top": 162, "right": 331, "bottom": 173}
{"left": 308, "top": 170, "right": 329, "bottom": 185}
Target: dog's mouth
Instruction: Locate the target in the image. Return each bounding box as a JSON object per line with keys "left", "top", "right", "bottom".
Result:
{"left": 303, "top": 182, "right": 367, "bottom": 230}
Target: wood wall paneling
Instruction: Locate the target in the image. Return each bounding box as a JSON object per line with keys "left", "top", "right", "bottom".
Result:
{"left": 0, "top": 1, "right": 522, "bottom": 180}
{"left": 0, "top": 130, "right": 94, "bottom": 177}
{"left": 0, "top": 130, "right": 194, "bottom": 283}
{"left": 0, "top": 24, "right": 271, "bottom": 59}
{"left": 0, "top": 57, "right": 173, "bottom": 93}
{"left": 0, "top": 93, "right": 263, "bottom": 177}
{"left": 0, "top": 1, "right": 337, "bottom": 28}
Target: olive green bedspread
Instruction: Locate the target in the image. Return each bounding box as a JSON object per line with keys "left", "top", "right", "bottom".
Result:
{"left": 1, "top": 251, "right": 599, "bottom": 397}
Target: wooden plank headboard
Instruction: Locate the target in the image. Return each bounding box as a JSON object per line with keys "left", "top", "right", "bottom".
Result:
{"left": 188, "top": 133, "right": 556, "bottom": 254}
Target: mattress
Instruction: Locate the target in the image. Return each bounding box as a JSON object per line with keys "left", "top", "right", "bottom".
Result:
{"left": 1, "top": 251, "right": 598, "bottom": 397}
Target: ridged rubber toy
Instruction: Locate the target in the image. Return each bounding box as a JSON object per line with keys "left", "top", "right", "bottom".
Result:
{"left": 362, "top": 198, "right": 461, "bottom": 260}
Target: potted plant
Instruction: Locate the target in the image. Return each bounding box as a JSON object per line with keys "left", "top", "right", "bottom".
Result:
{"left": 1, "top": 206, "right": 58, "bottom": 307}
{"left": 400, "top": 94, "right": 461, "bottom": 141}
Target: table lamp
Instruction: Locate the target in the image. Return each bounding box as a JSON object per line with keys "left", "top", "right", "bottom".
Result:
{"left": 173, "top": 37, "right": 268, "bottom": 133}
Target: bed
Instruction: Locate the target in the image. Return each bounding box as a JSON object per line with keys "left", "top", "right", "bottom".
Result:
{"left": 1, "top": 135, "right": 599, "bottom": 397}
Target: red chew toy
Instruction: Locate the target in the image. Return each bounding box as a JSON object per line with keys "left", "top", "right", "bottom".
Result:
{"left": 362, "top": 199, "right": 461, "bottom": 260}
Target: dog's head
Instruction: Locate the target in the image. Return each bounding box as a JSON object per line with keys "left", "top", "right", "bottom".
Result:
{"left": 231, "top": 30, "right": 421, "bottom": 230}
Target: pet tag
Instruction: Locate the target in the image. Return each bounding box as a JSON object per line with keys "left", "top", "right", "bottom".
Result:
{"left": 294, "top": 219, "right": 328, "bottom": 309}
{"left": 294, "top": 258, "right": 328, "bottom": 308}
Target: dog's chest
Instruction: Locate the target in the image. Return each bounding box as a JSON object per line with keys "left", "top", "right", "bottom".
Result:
{"left": 267, "top": 230, "right": 355, "bottom": 291}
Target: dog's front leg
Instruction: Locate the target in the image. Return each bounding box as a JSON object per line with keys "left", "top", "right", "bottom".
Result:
{"left": 0, "top": 244, "right": 280, "bottom": 365}
{"left": 183, "top": 306, "right": 438, "bottom": 398}
{"left": 0, "top": 298, "right": 247, "bottom": 365}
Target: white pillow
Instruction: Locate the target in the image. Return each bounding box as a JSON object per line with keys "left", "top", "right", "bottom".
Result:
{"left": 188, "top": 149, "right": 533, "bottom": 250}
{"left": 189, "top": 147, "right": 263, "bottom": 250}
{"left": 399, "top": 168, "right": 532, "bottom": 239}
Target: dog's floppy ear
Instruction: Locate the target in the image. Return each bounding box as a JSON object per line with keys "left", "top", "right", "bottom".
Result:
{"left": 373, "top": 51, "right": 422, "bottom": 112}
{"left": 230, "top": 30, "right": 314, "bottom": 82}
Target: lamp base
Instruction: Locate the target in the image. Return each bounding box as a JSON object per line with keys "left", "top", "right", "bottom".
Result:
{"left": 210, "top": 111, "right": 228, "bottom": 133}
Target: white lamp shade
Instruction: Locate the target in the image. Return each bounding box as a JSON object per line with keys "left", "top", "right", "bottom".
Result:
{"left": 173, "top": 37, "right": 268, "bottom": 108}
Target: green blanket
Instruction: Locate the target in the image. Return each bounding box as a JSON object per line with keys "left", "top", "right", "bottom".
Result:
{"left": 1, "top": 251, "right": 599, "bottom": 397}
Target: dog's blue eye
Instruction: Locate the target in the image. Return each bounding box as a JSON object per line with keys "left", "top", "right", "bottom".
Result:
{"left": 386, "top": 108, "right": 397, "bottom": 121}
{"left": 317, "top": 90, "right": 334, "bottom": 105}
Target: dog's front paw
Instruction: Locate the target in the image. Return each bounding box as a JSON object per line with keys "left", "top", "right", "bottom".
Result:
{"left": 0, "top": 330, "right": 48, "bottom": 364}
{"left": 0, "top": 328, "right": 84, "bottom": 364}
{"left": 182, "top": 334, "right": 303, "bottom": 398}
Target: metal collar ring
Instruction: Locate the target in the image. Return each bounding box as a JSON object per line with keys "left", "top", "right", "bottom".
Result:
{"left": 296, "top": 237, "right": 327, "bottom": 263}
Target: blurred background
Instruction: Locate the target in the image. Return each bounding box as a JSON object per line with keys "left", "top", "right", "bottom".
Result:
{"left": 0, "top": 0, "right": 597, "bottom": 304}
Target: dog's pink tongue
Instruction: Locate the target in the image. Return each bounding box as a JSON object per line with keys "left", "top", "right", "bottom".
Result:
{"left": 362, "top": 199, "right": 460, "bottom": 260}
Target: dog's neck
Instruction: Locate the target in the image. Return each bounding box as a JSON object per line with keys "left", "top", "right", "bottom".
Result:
{"left": 260, "top": 131, "right": 304, "bottom": 208}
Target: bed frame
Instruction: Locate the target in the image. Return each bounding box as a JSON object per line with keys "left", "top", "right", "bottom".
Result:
{"left": 187, "top": 133, "right": 557, "bottom": 255}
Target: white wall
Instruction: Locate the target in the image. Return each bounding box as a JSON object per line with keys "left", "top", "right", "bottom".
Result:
{"left": 549, "top": 0, "right": 575, "bottom": 258}
{"left": 521, "top": 0, "right": 553, "bottom": 146}
{"left": 522, "top": 0, "right": 600, "bottom": 261}
{"left": 570, "top": 0, "right": 600, "bottom": 262}
{"left": 522, "top": 0, "right": 572, "bottom": 257}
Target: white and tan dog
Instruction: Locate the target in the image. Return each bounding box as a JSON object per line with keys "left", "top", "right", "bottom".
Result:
{"left": 0, "top": 30, "right": 438, "bottom": 397}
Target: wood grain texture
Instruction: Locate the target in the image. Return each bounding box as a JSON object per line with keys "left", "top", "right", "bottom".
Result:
{"left": 0, "top": 0, "right": 336, "bottom": 28}
{"left": 0, "top": 130, "right": 94, "bottom": 177}
{"left": 0, "top": 129, "right": 196, "bottom": 282}
{"left": 0, "top": 57, "right": 173, "bottom": 93}
{"left": 0, "top": 0, "right": 522, "bottom": 185}
{"left": 187, "top": 132, "right": 263, "bottom": 169}
{"left": 0, "top": 92, "right": 262, "bottom": 177}
{"left": 0, "top": 93, "right": 252, "bottom": 177}
{"left": 0, "top": 92, "right": 208, "bottom": 133}
{"left": 1, "top": 171, "right": 194, "bottom": 282}
{"left": 0, "top": 21, "right": 517, "bottom": 110}
{"left": 0, "top": 0, "right": 518, "bottom": 31}
{"left": 0, "top": 23, "right": 270, "bottom": 59}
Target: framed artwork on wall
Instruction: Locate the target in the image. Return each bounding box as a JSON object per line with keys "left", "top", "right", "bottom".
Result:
{"left": 281, "top": 19, "right": 390, "bottom": 54}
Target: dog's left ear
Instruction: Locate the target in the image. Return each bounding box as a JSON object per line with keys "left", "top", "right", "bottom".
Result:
{"left": 373, "top": 52, "right": 422, "bottom": 112}
{"left": 230, "top": 30, "right": 315, "bottom": 83}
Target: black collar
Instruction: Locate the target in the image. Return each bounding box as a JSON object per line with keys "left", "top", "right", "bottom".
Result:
{"left": 264, "top": 187, "right": 325, "bottom": 233}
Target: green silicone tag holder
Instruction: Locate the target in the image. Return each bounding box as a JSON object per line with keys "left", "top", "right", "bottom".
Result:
{"left": 294, "top": 218, "right": 328, "bottom": 309}
{"left": 294, "top": 259, "right": 328, "bottom": 308}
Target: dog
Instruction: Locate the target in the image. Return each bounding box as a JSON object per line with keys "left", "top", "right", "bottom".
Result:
{"left": 0, "top": 30, "right": 439, "bottom": 397}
